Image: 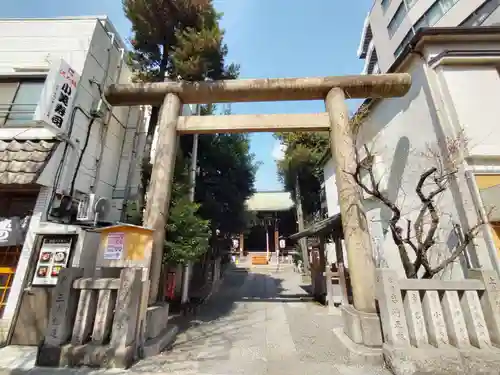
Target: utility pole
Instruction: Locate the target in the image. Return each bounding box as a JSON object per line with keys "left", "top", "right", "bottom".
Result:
{"left": 295, "top": 175, "right": 310, "bottom": 274}
{"left": 181, "top": 103, "right": 201, "bottom": 304}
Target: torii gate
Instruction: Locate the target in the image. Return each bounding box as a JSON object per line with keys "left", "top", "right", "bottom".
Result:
{"left": 105, "top": 74, "right": 411, "bottom": 326}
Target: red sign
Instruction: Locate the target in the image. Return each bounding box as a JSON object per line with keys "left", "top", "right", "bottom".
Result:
{"left": 165, "top": 271, "right": 177, "bottom": 300}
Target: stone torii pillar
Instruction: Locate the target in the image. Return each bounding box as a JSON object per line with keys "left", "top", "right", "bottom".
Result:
{"left": 105, "top": 74, "right": 411, "bottom": 335}
{"left": 326, "top": 88, "right": 375, "bottom": 313}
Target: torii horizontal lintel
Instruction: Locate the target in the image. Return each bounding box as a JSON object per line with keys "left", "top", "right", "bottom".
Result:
{"left": 176, "top": 113, "right": 330, "bottom": 134}
{"left": 105, "top": 73, "right": 411, "bottom": 106}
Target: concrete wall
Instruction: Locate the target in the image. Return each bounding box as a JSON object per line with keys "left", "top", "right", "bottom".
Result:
{"left": 435, "top": 65, "right": 500, "bottom": 157}
{"left": 0, "top": 18, "right": 96, "bottom": 74}
{"left": 324, "top": 43, "right": 500, "bottom": 279}
{"left": 364, "top": 0, "right": 494, "bottom": 72}
{"left": 0, "top": 18, "right": 146, "bottom": 222}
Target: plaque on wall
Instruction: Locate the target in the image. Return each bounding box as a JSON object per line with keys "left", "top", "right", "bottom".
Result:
{"left": 32, "top": 236, "right": 73, "bottom": 286}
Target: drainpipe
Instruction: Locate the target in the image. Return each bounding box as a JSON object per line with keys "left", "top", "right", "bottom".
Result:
{"left": 464, "top": 170, "right": 500, "bottom": 276}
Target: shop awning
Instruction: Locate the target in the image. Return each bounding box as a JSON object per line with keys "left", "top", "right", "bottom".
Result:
{"left": 0, "top": 216, "right": 30, "bottom": 247}
{"left": 0, "top": 139, "right": 59, "bottom": 184}
{"left": 289, "top": 214, "right": 342, "bottom": 241}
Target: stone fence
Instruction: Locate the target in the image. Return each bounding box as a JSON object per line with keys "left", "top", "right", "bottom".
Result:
{"left": 376, "top": 268, "right": 500, "bottom": 374}
{"left": 37, "top": 267, "right": 170, "bottom": 368}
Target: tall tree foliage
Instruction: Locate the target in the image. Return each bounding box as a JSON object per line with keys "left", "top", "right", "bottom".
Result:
{"left": 275, "top": 132, "right": 329, "bottom": 218}
{"left": 124, "top": 1, "right": 255, "bottom": 265}
{"left": 163, "top": 161, "right": 211, "bottom": 265}
{"left": 123, "top": 0, "right": 239, "bottom": 152}
{"left": 192, "top": 105, "right": 258, "bottom": 238}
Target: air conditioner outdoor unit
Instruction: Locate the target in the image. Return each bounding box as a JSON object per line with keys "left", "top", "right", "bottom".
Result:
{"left": 77, "top": 194, "right": 111, "bottom": 222}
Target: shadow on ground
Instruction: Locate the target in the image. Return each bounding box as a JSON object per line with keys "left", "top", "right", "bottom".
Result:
{"left": 129, "top": 265, "right": 318, "bottom": 373}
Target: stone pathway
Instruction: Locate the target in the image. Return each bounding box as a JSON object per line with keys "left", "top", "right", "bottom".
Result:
{"left": 129, "top": 267, "right": 390, "bottom": 375}
{"left": 0, "top": 267, "right": 391, "bottom": 374}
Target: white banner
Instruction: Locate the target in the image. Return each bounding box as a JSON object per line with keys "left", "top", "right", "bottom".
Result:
{"left": 35, "top": 59, "right": 80, "bottom": 131}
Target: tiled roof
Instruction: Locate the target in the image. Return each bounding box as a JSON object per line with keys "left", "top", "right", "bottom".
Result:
{"left": 0, "top": 139, "right": 59, "bottom": 184}
{"left": 245, "top": 191, "right": 294, "bottom": 212}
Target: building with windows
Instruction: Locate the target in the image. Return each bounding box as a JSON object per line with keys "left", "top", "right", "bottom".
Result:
{"left": 358, "top": 0, "right": 500, "bottom": 74}
{"left": 322, "top": 27, "right": 500, "bottom": 286}
{"left": 0, "top": 16, "right": 148, "bottom": 345}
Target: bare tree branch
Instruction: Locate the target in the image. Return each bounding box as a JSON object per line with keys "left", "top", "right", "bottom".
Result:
{"left": 423, "top": 222, "right": 481, "bottom": 278}
{"left": 346, "top": 116, "right": 483, "bottom": 279}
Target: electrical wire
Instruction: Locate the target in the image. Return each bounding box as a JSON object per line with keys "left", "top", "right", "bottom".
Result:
{"left": 48, "top": 31, "right": 114, "bottom": 216}
{"left": 46, "top": 105, "right": 91, "bottom": 218}
{"left": 69, "top": 117, "right": 96, "bottom": 198}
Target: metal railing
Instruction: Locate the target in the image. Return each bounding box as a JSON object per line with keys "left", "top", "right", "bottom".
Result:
{"left": 0, "top": 103, "right": 37, "bottom": 126}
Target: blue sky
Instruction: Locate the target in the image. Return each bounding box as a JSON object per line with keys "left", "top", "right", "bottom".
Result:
{"left": 3, "top": 0, "right": 372, "bottom": 191}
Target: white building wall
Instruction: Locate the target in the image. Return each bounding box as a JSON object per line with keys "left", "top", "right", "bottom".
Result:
{"left": 324, "top": 49, "right": 498, "bottom": 278}
{"left": 0, "top": 18, "right": 96, "bottom": 74}
{"left": 150, "top": 104, "right": 194, "bottom": 162}
{"left": 0, "top": 18, "right": 145, "bottom": 222}
{"left": 323, "top": 158, "right": 340, "bottom": 217}
{"left": 437, "top": 65, "right": 500, "bottom": 158}
{"left": 0, "top": 18, "right": 146, "bottom": 340}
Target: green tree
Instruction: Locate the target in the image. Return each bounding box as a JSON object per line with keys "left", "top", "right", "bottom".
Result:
{"left": 123, "top": 0, "right": 238, "bottom": 156}
{"left": 194, "top": 106, "right": 258, "bottom": 238}
{"left": 124, "top": 1, "right": 255, "bottom": 271}
{"left": 274, "top": 132, "right": 329, "bottom": 218}
{"left": 163, "top": 167, "right": 211, "bottom": 265}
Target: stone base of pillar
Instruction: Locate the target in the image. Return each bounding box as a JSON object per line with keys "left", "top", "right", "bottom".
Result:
{"left": 341, "top": 304, "right": 383, "bottom": 347}
{"left": 384, "top": 345, "right": 500, "bottom": 375}
{"left": 36, "top": 342, "right": 136, "bottom": 369}
{"left": 332, "top": 327, "right": 383, "bottom": 366}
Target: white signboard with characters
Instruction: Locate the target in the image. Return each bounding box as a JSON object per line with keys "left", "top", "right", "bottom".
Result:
{"left": 103, "top": 232, "right": 125, "bottom": 260}
{"left": 34, "top": 58, "right": 80, "bottom": 131}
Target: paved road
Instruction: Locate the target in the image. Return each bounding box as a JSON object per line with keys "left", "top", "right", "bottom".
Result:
{"left": 0, "top": 267, "right": 390, "bottom": 374}
{"left": 131, "top": 267, "right": 391, "bottom": 375}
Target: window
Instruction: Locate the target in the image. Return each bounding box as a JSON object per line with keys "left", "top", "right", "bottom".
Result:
{"left": 2, "top": 80, "right": 45, "bottom": 126}
{"left": 381, "top": 0, "right": 392, "bottom": 12}
{"left": 461, "top": 0, "right": 498, "bottom": 27}
{"left": 414, "top": 15, "right": 429, "bottom": 30}
{"left": 424, "top": 0, "right": 460, "bottom": 27}
{"left": 405, "top": 0, "right": 419, "bottom": 8}
{"left": 388, "top": 3, "right": 408, "bottom": 38}
{"left": 394, "top": 28, "right": 415, "bottom": 57}
{"left": 426, "top": 2, "right": 445, "bottom": 25}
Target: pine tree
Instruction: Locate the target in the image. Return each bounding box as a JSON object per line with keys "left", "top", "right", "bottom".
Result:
{"left": 123, "top": 0, "right": 238, "bottom": 156}
{"left": 123, "top": 1, "right": 252, "bottom": 272}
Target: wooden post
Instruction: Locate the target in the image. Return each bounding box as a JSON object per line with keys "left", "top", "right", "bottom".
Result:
{"left": 335, "top": 237, "right": 349, "bottom": 305}
{"left": 323, "top": 236, "right": 335, "bottom": 307}
{"left": 239, "top": 232, "right": 244, "bottom": 256}
{"left": 318, "top": 237, "right": 327, "bottom": 300}
{"left": 295, "top": 175, "right": 310, "bottom": 273}
{"left": 144, "top": 93, "right": 182, "bottom": 304}
{"left": 325, "top": 88, "right": 376, "bottom": 313}
{"left": 265, "top": 223, "right": 270, "bottom": 261}
{"left": 274, "top": 217, "right": 279, "bottom": 263}
{"left": 274, "top": 219, "right": 279, "bottom": 252}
